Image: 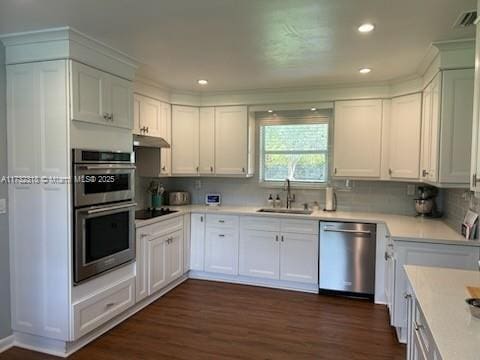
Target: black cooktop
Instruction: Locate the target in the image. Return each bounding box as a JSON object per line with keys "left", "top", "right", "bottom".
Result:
{"left": 135, "top": 208, "right": 178, "bottom": 220}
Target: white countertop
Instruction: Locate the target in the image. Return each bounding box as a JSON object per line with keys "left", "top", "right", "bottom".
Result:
{"left": 136, "top": 205, "right": 480, "bottom": 246}
{"left": 405, "top": 265, "right": 480, "bottom": 360}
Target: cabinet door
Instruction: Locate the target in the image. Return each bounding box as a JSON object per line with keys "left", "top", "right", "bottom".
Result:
{"left": 147, "top": 235, "right": 168, "bottom": 294}
{"left": 199, "top": 107, "right": 215, "bottom": 174}
{"left": 279, "top": 233, "right": 318, "bottom": 284}
{"left": 171, "top": 105, "right": 200, "bottom": 175}
{"left": 139, "top": 94, "right": 162, "bottom": 136}
{"left": 190, "top": 214, "right": 206, "bottom": 271}
{"left": 239, "top": 230, "right": 280, "bottom": 280}
{"left": 215, "top": 106, "right": 248, "bottom": 175}
{"left": 160, "top": 102, "right": 172, "bottom": 176}
{"left": 133, "top": 95, "right": 141, "bottom": 135}
{"left": 71, "top": 61, "right": 108, "bottom": 125}
{"left": 421, "top": 74, "right": 441, "bottom": 182}
{"left": 135, "top": 231, "right": 149, "bottom": 303}
{"left": 167, "top": 230, "right": 184, "bottom": 283}
{"left": 388, "top": 94, "right": 422, "bottom": 179}
{"left": 108, "top": 74, "right": 133, "bottom": 129}
{"left": 333, "top": 100, "right": 382, "bottom": 177}
{"left": 439, "top": 69, "right": 474, "bottom": 184}
{"left": 204, "top": 227, "right": 239, "bottom": 275}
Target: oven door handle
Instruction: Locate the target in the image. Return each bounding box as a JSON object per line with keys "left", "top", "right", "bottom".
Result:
{"left": 77, "top": 165, "right": 136, "bottom": 171}
{"left": 87, "top": 202, "right": 137, "bottom": 215}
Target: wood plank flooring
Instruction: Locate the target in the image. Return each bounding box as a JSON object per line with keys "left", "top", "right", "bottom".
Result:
{"left": 1, "top": 279, "right": 405, "bottom": 360}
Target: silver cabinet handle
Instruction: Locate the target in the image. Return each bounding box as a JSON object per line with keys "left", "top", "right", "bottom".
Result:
{"left": 334, "top": 168, "right": 337, "bottom": 175}
{"left": 196, "top": 166, "right": 199, "bottom": 173}
{"left": 242, "top": 167, "right": 245, "bottom": 173}
{"left": 422, "top": 169, "right": 429, "bottom": 177}
{"left": 473, "top": 173, "right": 478, "bottom": 188}
{"left": 105, "top": 302, "right": 116, "bottom": 308}
{"left": 218, "top": 220, "right": 225, "bottom": 223}
{"left": 413, "top": 321, "right": 424, "bottom": 332}
{"left": 109, "top": 113, "right": 114, "bottom": 121}
{"left": 86, "top": 202, "right": 137, "bottom": 214}
{"left": 404, "top": 293, "right": 412, "bottom": 299}
{"left": 275, "top": 235, "right": 279, "bottom": 242}
{"left": 323, "top": 227, "right": 372, "bottom": 235}
{"left": 145, "top": 126, "right": 149, "bottom": 133}
{"left": 218, "top": 234, "right": 225, "bottom": 237}
{"left": 210, "top": 166, "right": 214, "bottom": 173}
{"left": 388, "top": 168, "right": 393, "bottom": 176}
{"left": 162, "top": 165, "right": 166, "bottom": 171}
{"left": 200, "top": 216, "right": 204, "bottom": 222}
{"left": 384, "top": 251, "right": 389, "bottom": 261}
{"left": 103, "top": 113, "right": 110, "bottom": 120}
{"left": 281, "top": 235, "right": 284, "bottom": 242}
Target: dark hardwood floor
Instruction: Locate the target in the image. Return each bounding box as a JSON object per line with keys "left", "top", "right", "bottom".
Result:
{"left": 1, "top": 280, "right": 405, "bottom": 360}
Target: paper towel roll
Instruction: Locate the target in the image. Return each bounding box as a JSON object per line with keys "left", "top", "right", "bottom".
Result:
{"left": 325, "top": 187, "right": 335, "bottom": 211}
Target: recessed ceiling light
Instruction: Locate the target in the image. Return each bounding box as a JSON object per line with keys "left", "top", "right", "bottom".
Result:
{"left": 310, "top": 107, "right": 317, "bottom": 111}
{"left": 197, "top": 79, "right": 208, "bottom": 85}
{"left": 359, "top": 68, "right": 372, "bottom": 74}
{"left": 268, "top": 109, "right": 274, "bottom": 113}
{"left": 358, "top": 23, "right": 375, "bottom": 33}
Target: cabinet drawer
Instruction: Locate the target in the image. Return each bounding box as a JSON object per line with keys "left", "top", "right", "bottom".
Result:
{"left": 240, "top": 216, "right": 280, "bottom": 232}
{"left": 206, "top": 214, "right": 239, "bottom": 229}
{"left": 415, "top": 299, "right": 434, "bottom": 355}
{"left": 73, "top": 276, "right": 135, "bottom": 339}
{"left": 137, "top": 215, "right": 183, "bottom": 239}
{"left": 281, "top": 219, "right": 319, "bottom": 235}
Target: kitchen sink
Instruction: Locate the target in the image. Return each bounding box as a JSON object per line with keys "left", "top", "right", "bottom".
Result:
{"left": 257, "top": 208, "right": 313, "bottom": 215}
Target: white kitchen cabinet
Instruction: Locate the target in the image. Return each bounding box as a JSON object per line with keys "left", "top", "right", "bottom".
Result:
{"left": 387, "top": 93, "right": 422, "bottom": 180}
{"left": 279, "top": 232, "right": 318, "bottom": 284}
{"left": 171, "top": 105, "right": 200, "bottom": 175}
{"left": 199, "top": 107, "right": 215, "bottom": 175}
{"left": 420, "top": 77, "right": 438, "bottom": 183}
{"left": 239, "top": 230, "right": 280, "bottom": 280}
{"left": 422, "top": 69, "right": 473, "bottom": 186}
{"left": 472, "top": 8, "right": 480, "bottom": 193}
{"left": 133, "top": 94, "right": 161, "bottom": 136}
{"left": 391, "top": 240, "right": 480, "bottom": 339}
{"left": 204, "top": 227, "right": 239, "bottom": 275}
{"left": 439, "top": 69, "right": 474, "bottom": 184}
{"left": 71, "top": 61, "right": 132, "bottom": 129}
{"left": 148, "top": 229, "right": 184, "bottom": 295}
{"left": 190, "top": 214, "right": 206, "bottom": 271}
{"left": 159, "top": 101, "right": 172, "bottom": 176}
{"left": 333, "top": 100, "right": 383, "bottom": 178}
{"left": 384, "top": 235, "right": 395, "bottom": 324}
{"left": 215, "top": 106, "right": 249, "bottom": 175}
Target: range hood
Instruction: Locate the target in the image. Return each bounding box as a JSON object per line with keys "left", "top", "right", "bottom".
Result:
{"left": 133, "top": 134, "right": 170, "bottom": 148}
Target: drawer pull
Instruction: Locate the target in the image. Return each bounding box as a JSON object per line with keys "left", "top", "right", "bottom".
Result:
{"left": 218, "top": 220, "right": 225, "bottom": 223}
{"left": 105, "top": 302, "right": 116, "bottom": 308}
{"left": 218, "top": 234, "right": 225, "bottom": 237}
{"left": 414, "top": 321, "right": 424, "bottom": 332}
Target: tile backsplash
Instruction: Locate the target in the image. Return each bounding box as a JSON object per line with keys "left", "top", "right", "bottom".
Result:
{"left": 162, "top": 177, "right": 419, "bottom": 216}
{"left": 442, "top": 188, "right": 478, "bottom": 235}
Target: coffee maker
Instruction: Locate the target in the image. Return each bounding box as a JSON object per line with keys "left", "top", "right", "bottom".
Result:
{"left": 415, "top": 186, "right": 441, "bottom": 217}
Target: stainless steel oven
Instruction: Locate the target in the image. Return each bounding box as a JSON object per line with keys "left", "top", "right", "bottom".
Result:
{"left": 73, "top": 149, "right": 136, "bottom": 284}
{"left": 74, "top": 201, "right": 136, "bottom": 283}
{"left": 73, "top": 149, "right": 135, "bottom": 207}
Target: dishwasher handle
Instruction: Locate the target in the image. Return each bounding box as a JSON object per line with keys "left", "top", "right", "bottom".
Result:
{"left": 322, "top": 227, "right": 372, "bottom": 235}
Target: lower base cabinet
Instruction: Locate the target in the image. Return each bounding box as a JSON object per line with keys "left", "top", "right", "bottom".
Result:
{"left": 239, "top": 229, "right": 280, "bottom": 280}
{"left": 389, "top": 240, "right": 480, "bottom": 341}
{"left": 204, "top": 218, "right": 239, "bottom": 275}
{"left": 136, "top": 216, "right": 184, "bottom": 303}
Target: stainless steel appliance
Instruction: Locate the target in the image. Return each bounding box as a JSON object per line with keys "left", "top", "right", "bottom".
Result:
{"left": 169, "top": 191, "right": 191, "bottom": 205}
{"left": 319, "top": 222, "right": 376, "bottom": 298}
{"left": 73, "top": 149, "right": 136, "bottom": 284}
{"left": 73, "top": 149, "right": 135, "bottom": 207}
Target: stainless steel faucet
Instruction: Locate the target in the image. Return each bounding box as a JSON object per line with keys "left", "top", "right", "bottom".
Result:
{"left": 284, "top": 179, "right": 295, "bottom": 209}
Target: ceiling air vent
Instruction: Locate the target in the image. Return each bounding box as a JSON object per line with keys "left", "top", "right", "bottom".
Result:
{"left": 453, "top": 10, "right": 477, "bottom": 28}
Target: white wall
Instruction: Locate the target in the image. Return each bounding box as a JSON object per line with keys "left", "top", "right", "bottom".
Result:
{"left": 0, "top": 43, "right": 12, "bottom": 339}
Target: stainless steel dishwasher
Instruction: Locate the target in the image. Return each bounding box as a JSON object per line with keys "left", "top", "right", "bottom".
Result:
{"left": 319, "top": 222, "right": 376, "bottom": 298}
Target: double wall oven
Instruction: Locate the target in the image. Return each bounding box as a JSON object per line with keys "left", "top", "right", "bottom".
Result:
{"left": 73, "top": 149, "right": 136, "bottom": 284}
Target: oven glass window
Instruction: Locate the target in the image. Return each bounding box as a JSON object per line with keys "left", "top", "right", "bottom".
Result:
{"left": 82, "top": 151, "right": 131, "bottom": 162}
{"left": 85, "top": 212, "right": 130, "bottom": 263}
{"left": 83, "top": 174, "right": 130, "bottom": 194}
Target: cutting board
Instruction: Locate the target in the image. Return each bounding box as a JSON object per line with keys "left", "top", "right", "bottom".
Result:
{"left": 467, "top": 286, "right": 480, "bottom": 298}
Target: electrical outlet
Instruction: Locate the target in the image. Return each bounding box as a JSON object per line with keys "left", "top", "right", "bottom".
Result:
{"left": 0, "top": 198, "right": 6, "bottom": 214}
{"left": 194, "top": 180, "right": 202, "bottom": 190}
{"left": 407, "top": 185, "right": 415, "bottom": 196}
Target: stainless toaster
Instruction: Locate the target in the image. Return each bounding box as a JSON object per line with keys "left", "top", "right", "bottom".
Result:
{"left": 168, "top": 191, "right": 191, "bottom": 205}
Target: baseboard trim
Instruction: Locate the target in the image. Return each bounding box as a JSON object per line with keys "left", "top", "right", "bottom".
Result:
{"left": 0, "top": 334, "right": 15, "bottom": 353}
{"left": 188, "top": 271, "right": 319, "bottom": 294}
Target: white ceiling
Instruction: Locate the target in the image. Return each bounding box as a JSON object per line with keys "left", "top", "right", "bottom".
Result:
{"left": 0, "top": 0, "right": 476, "bottom": 92}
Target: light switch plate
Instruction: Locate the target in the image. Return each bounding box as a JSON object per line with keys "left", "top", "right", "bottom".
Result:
{"left": 0, "top": 198, "right": 6, "bottom": 214}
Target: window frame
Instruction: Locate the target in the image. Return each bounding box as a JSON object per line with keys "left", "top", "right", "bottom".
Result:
{"left": 258, "top": 114, "right": 330, "bottom": 189}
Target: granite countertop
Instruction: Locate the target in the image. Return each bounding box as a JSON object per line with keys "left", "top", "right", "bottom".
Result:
{"left": 405, "top": 265, "right": 480, "bottom": 360}
{"left": 135, "top": 205, "right": 479, "bottom": 246}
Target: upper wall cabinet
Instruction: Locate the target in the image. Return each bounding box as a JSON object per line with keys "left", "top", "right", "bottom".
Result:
{"left": 171, "top": 105, "right": 200, "bottom": 175}
{"left": 333, "top": 100, "right": 383, "bottom": 178}
{"left": 71, "top": 61, "right": 133, "bottom": 129}
{"left": 422, "top": 69, "right": 474, "bottom": 187}
{"left": 387, "top": 94, "right": 422, "bottom": 180}
{"left": 215, "top": 106, "right": 249, "bottom": 176}
{"left": 199, "top": 107, "right": 215, "bottom": 175}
